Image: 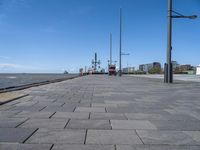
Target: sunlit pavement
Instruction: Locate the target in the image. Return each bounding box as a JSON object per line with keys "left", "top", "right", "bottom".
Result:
{"left": 0, "top": 75, "right": 200, "bottom": 150}
{"left": 126, "top": 74, "right": 200, "bottom": 82}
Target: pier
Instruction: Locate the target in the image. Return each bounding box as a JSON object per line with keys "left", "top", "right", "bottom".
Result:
{"left": 0, "top": 75, "right": 200, "bottom": 149}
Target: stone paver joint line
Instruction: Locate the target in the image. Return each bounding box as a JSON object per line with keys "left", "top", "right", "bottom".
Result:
{"left": 23, "top": 128, "right": 39, "bottom": 143}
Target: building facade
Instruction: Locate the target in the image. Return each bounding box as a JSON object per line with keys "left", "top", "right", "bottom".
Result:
{"left": 172, "top": 61, "right": 179, "bottom": 71}
{"left": 139, "top": 62, "right": 161, "bottom": 73}
{"left": 123, "top": 67, "right": 135, "bottom": 74}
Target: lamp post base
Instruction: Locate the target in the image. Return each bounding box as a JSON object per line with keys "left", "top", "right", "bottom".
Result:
{"left": 164, "top": 63, "right": 173, "bottom": 83}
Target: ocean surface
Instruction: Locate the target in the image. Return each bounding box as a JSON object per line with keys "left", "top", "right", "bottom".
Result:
{"left": 0, "top": 73, "right": 78, "bottom": 89}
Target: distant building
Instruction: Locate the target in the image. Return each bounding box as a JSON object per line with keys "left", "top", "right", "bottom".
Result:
{"left": 123, "top": 67, "right": 135, "bottom": 74}
{"left": 197, "top": 65, "right": 200, "bottom": 75}
{"left": 139, "top": 62, "right": 161, "bottom": 73}
{"left": 172, "top": 61, "right": 179, "bottom": 71}
{"left": 179, "top": 64, "right": 192, "bottom": 71}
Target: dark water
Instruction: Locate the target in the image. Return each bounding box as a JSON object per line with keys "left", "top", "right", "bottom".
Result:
{"left": 0, "top": 73, "right": 78, "bottom": 89}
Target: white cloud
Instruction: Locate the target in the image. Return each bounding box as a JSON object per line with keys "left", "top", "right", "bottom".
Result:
{"left": 0, "top": 63, "right": 44, "bottom": 72}
{"left": 0, "top": 63, "right": 31, "bottom": 69}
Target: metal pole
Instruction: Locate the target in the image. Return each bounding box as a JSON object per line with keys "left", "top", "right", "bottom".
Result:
{"left": 95, "top": 53, "right": 97, "bottom": 71}
{"left": 165, "top": 0, "right": 173, "bottom": 83}
{"left": 119, "top": 8, "right": 122, "bottom": 76}
{"left": 110, "top": 33, "right": 112, "bottom": 65}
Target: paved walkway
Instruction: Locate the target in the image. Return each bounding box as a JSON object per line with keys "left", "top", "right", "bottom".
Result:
{"left": 0, "top": 75, "right": 200, "bottom": 150}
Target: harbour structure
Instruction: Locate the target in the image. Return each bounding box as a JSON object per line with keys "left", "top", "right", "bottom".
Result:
{"left": 91, "top": 53, "right": 101, "bottom": 73}
{"left": 108, "top": 33, "right": 117, "bottom": 76}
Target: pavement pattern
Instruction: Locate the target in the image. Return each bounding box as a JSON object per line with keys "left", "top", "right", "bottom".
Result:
{"left": 0, "top": 75, "right": 200, "bottom": 150}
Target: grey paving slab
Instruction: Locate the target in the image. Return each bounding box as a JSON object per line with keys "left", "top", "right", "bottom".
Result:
{"left": 116, "top": 145, "right": 200, "bottom": 150}
{"left": 52, "top": 112, "right": 89, "bottom": 119}
{"left": 75, "top": 107, "right": 105, "bottom": 113}
{"left": 9, "top": 106, "right": 45, "bottom": 112}
{"left": 136, "top": 130, "right": 198, "bottom": 145}
{"left": 90, "top": 113, "right": 127, "bottom": 120}
{"left": 86, "top": 130, "right": 142, "bottom": 145}
{"left": 31, "top": 96, "right": 56, "bottom": 102}
{"left": 150, "top": 120, "right": 200, "bottom": 131}
{"left": 0, "top": 105, "right": 15, "bottom": 111}
{"left": 15, "top": 101, "right": 38, "bottom": 107}
{"left": 0, "top": 118, "right": 27, "bottom": 128}
{"left": 0, "top": 110, "right": 21, "bottom": 118}
{"left": 92, "top": 103, "right": 118, "bottom": 107}
{"left": 124, "top": 113, "right": 164, "bottom": 120}
{"left": 183, "top": 131, "right": 200, "bottom": 143}
{"left": 13, "top": 111, "right": 54, "bottom": 118}
{"left": 111, "top": 120, "right": 157, "bottom": 130}
{"left": 0, "top": 128, "right": 37, "bottom": 143}
{"left": 0, "top": 143, "right": 52, "bottom": 150}
{"left": 26, "top": 128, "right": 86, "bottom": 144}
{"left": 67, "top": 120, "right": 111, "bottom": 129}
{"left": 19, "top": 118, "right": 68, "bottom": 129}
{"left": 41, "top": 105, "right": 75, "bottom": 112}
{"left": 33, "top": 102, "right": 64, "bottom": 107}
{"left": 52, "top": 144, "right": 115, "bottom": 150}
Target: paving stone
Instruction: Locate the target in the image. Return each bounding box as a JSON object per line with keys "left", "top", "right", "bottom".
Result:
{"left": 52, "top": 112, "right": 89, "bottom": 119}
{"left": 26, "top": 128, "right": 86, "bottom": 144}
{"left": 0, "top": 118, "right": 27, "bottom": 128}
{"left": 41, "top": 105, "right": 75, "bottom": 112}
{"left": 9, "top": 106, "right": 45, "bottom": 112}
{"left": 75, "top": 107, "right": 105, "bottom": 113}
{"left": 52, "top": 144, "right": 115, "bottom": 150}
{"left": 0, "top": 110, "right": 21, "bottom": 118}
{"left": 116, "top": 145, "right": 200, "bottom": 150}
{"left": 92, "top": 103, "right": 118, "bottom": 107}
{"left": 136, "top": 130, "right": 198, "bottom": 145}
{"left": 111, "top": 120, "right": 157, "bottom": 130}
{"left": 150, "top": 120, "right": 200, "bottom": 131}
{"left": 33, "top": 102, "right": 64, "bottom": 107}
{"left": 67, "top": 120, "right": 111, "bottom": 129}
{"left": 13, "top": 111, "right": 54, "bottom": 118}
{"left": 0, "top": 143, "right": 52, "bottom": 150}
{"left": 125, "top": 113, "right": 164, "bottom": 120}
{"left": 15, "top": 101, "right": 38, "bottom": 106}
{"left": 183, "top": 131, "right": 200, "bottom": 143}
{"left": 0, "top": 128, "right": 37, "bottom": 143}
{"left": 90, "top": 113, "right": 127, "bottom": 120}
{"left": 19, "top": 118, "right": 68, "bottom": 129}
{"left": 86, "top": 130, "right": 142, "bottom": 144}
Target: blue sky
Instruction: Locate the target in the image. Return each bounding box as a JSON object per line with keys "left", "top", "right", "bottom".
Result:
{"left": 0, "top": 0, "right": 199, "bottom": 73}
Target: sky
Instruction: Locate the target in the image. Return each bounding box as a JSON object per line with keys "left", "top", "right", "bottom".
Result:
{"left": 0, "top": 0, "right": 200, "bottom": 73}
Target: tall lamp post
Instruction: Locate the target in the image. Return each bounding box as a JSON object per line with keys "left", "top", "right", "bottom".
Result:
{"left": 119, "top": 8, "right": 122, "bottom": 76}
{"left": 164, "top": 0, "right": 197, "bottom": 83}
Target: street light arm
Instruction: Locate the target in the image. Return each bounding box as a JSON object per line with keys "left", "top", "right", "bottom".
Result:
{"left": 171, "top": 10, "right": 197, "bottom": 19}
{"left": 172, "top": 10, "right": 185, "bottom": 17}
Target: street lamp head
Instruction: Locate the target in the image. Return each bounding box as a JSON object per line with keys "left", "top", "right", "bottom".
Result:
{"left": 188, "top": 15, "right": 197, "bottom": 19}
